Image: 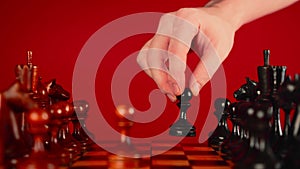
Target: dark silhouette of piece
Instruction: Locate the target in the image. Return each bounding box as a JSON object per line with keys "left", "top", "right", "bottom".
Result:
{"left": 234, "top": 102, "right": 280, "bottom": 169}
{"left": 169, "top": 88, "right": 196, "bottom": 137}
{"left": 208, "top": 98, "right": 231, "bottom": 150}
{"left": 72, "top": 100, "right": 95, "bottom": 149}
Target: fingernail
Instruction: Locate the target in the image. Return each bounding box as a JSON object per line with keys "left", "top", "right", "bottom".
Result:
{"left": 191, "top": 82, "right": 201, "bottom": 96}
{"left": 166, "top": 93, "right": 177, "bottom": 102}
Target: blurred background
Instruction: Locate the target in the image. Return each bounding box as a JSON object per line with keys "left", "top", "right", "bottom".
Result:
{"left": 1, "top": 0, "right": 300, "bottom": 142}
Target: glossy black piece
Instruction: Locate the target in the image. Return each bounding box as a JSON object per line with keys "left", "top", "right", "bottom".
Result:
{"left": 169, "top": 88, "right": 196, "bottom": 137}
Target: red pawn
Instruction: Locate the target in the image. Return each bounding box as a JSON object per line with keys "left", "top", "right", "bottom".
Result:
{"left": 17, "top": 108, "right": 59, "bottom": 169}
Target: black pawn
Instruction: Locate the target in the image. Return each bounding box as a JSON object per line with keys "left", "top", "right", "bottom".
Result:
{"left": 169, "top": 88, "right": 196, "bottom": 137}
{"left": 208, "top": 98, "right": 231, "bottom": 150}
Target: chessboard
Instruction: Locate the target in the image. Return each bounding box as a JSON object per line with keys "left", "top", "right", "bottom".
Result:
{"left": 69, "top": 141, "right": 234, "bottom": 169}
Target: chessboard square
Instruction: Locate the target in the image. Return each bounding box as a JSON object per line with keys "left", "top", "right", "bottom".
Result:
{"left": 187, "top": 155, "right": 224, "bottom": 161}
{"left": 108, "top": 158, "right": 150, "bottom": 169}
{"left": 84, "top": 151, "right": 109, "bottom": 156}
{"left": 182, "top": 146, "right": 215, "bottom": 151}
{"left": 152, "top": 159, "right": 190, "bottom": 166}
{"left": 184, "top": 151, "right": 219, "bottom": 155}
{"left": 71, "top": 160, "right": 107, "bottom": 167}
{"left": 71, "top": 166, "right": 107, "bottom": 169}
{"left": 152, "top": 149, "right": 185, "bottom": 155}
{"left": 152, "top": 155, "right": 187, "bottom": 160}
{"left": 189, "top": 160, "right": 229, "bottom": 166}
{"left": 152, "top": 150, "right": 185, "bottom": 156}
{"left": 152, "top": 145, "right": 182, "bottom": 151}
{"left": 80, "top": 155, "right": 108, "bottom": 161}
{"left": 151, "top": 142, "right": 182, "bottom": 149}
{"left": 192, "top": 166, "right": 232, "bottom": 169}
{"left": 180, "top": 143, "right": 207, "bottom": 147}
{"left": 151, "top": 166, "right": 191, "bottom": 169}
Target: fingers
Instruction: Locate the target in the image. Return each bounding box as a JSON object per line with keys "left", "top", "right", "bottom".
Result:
{"left": 137, "top": 11, "right": 200, "bottom": 101}
{"left": 137, "top": 34, "right": 178, "bottom": 102}
{"left": 189, "top": 32, "right": 223, "bottom": 96}
{"left": 137, "top": 38, "right": 153, "bottom": 77}
{"left": 160, "top": 11, "right": 199, "bottom": 95}
{"left": 189, "top": 61, "right": 210, "bottom": 96}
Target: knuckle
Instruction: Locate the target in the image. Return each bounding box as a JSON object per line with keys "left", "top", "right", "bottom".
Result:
{"left": 136, "top": 53, "right": 143, "bottom": 64}
{"left": 175, "top": 8, "right": 199, "bottom": 26}
{"left": 159, "top": 12, "right": 172, "bottom": 23}
{"left": 136, "top": 53, "right": 144, "bottom": 65}
{"left": 176, "top": 8, "right": 195, "bottom": 18}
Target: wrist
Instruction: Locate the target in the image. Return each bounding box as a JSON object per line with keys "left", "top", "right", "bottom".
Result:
{"left": 203, "top": 0, "right": 299, "bottom": 31}
{"left": 202, "top": 1, "right": 245, "bottom": 31}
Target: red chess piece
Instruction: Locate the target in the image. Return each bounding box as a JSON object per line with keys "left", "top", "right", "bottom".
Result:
{"left": 108, "top": 105, "right": 142, "bottom": 169}
{"left": 56, "top": 101, "right": 83, "bottom": 159}
{"left": 1, "top": 82, "right": 37, "bottom": 168}
{"left": 115, "top": 105, "right": 135, "bottom": 146}
{"left": 16, "top": 108, "right": 59, "bottom": 169}
{"left": 45, "top": 79, "right": 70, "bottom": 104}
{"left": 72, "top": 100, "right": 94, "bottom": 148}
{"left": 31, "top": 77, "right": 50, "bottom": 109}
{"left": 47, "top": 101, "right": 73, "bottom": 167}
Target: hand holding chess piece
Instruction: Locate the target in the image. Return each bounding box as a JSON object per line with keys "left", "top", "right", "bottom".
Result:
{"left": 169, "top": 88, "right": 196, "bottom": 137}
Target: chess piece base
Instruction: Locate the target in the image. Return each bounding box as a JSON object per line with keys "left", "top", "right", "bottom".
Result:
{"left": 169, "top": 119, "right": 196, "bottom": 137}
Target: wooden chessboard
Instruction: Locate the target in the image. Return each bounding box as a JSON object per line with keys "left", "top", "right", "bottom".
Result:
{"left": 69, "top": 141, "right": 234, "bottom": 169}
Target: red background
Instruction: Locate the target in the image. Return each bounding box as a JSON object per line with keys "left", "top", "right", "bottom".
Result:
{"left": 1, "top": 0, "right": 300, "bottom": 142}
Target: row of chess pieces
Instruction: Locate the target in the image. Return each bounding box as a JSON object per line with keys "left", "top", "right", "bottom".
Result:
{"left": 208, "top": 50, "right": 300, "bottom": 169}
{"left": 0, "top": 51, "right": 95, "bottom": 169}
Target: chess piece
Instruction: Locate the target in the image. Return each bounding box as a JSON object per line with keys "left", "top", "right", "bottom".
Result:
{"left": 220, "top": 102, "right": 240, "bottom": 157}
{"left": 108, "top": 105, "right": 142, "bottom": 169}
{"left": 169, "top": 88, "right": 196, "bottom": 137}
{"left": 47, "top": 101, "right": 73, "bottom": 167}
{"left": 72, "top": 100, "right": 95, "bottom": 148}
{"left": 283, "top": 136, "right": 300, "bottom": 169}
{"left": 283, "top": 75, "right": 300, "bottom": 169}
{"left": 291, "top": 74, "right": 300, "bottom": 137}
{"left": 16, "top": 108, "right": 59, "bottom": 169}
{"left": 15, "top": 51, "right": 34, "bottom": 92}
{"left": 13, "top": 51, "right": 37, "bottom": 151}
{"left": 269, "top": 65, "right": 287, "bottom": 148}
{"left": 279, "top": 76, "right": 294, "bottom": 137}
{"left": 2, "top": 82, "right": 37, "bottom": 168}
{"left": 56, "top": 101, "right": 83, "bottom": 159}
{"left": 274, "top": 75, "right": 295, "bottom": 160}
{"left": 113, "top": 104, "right": 139, "bottom": 156}
{"left": 208, "top": 98, "right": 231, "bottom": 150}
{"left": 45, "top": 79, "right": 70, "bottom": 104}
{"left": 228, "top": 78, "right": 259, "bottom": 161}
{"left": 234, "top": 102, "right": 281, "bottom": 169}
{"left": 31, "top": 77, "right": 50, "bottom": 109}
{"left": 257, "top": 49, "right": 286, "bottom": 150}
{"left": 233, "top": 77, "right": 259, "bottom": 102}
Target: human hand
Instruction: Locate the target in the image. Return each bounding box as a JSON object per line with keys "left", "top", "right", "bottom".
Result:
{"left": 137, "top": 7, "right": 237, "bottom": 101}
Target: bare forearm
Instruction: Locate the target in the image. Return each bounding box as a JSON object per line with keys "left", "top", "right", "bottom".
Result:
{"left": 204, "top": 0, "right": 299, "bottom": 30}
